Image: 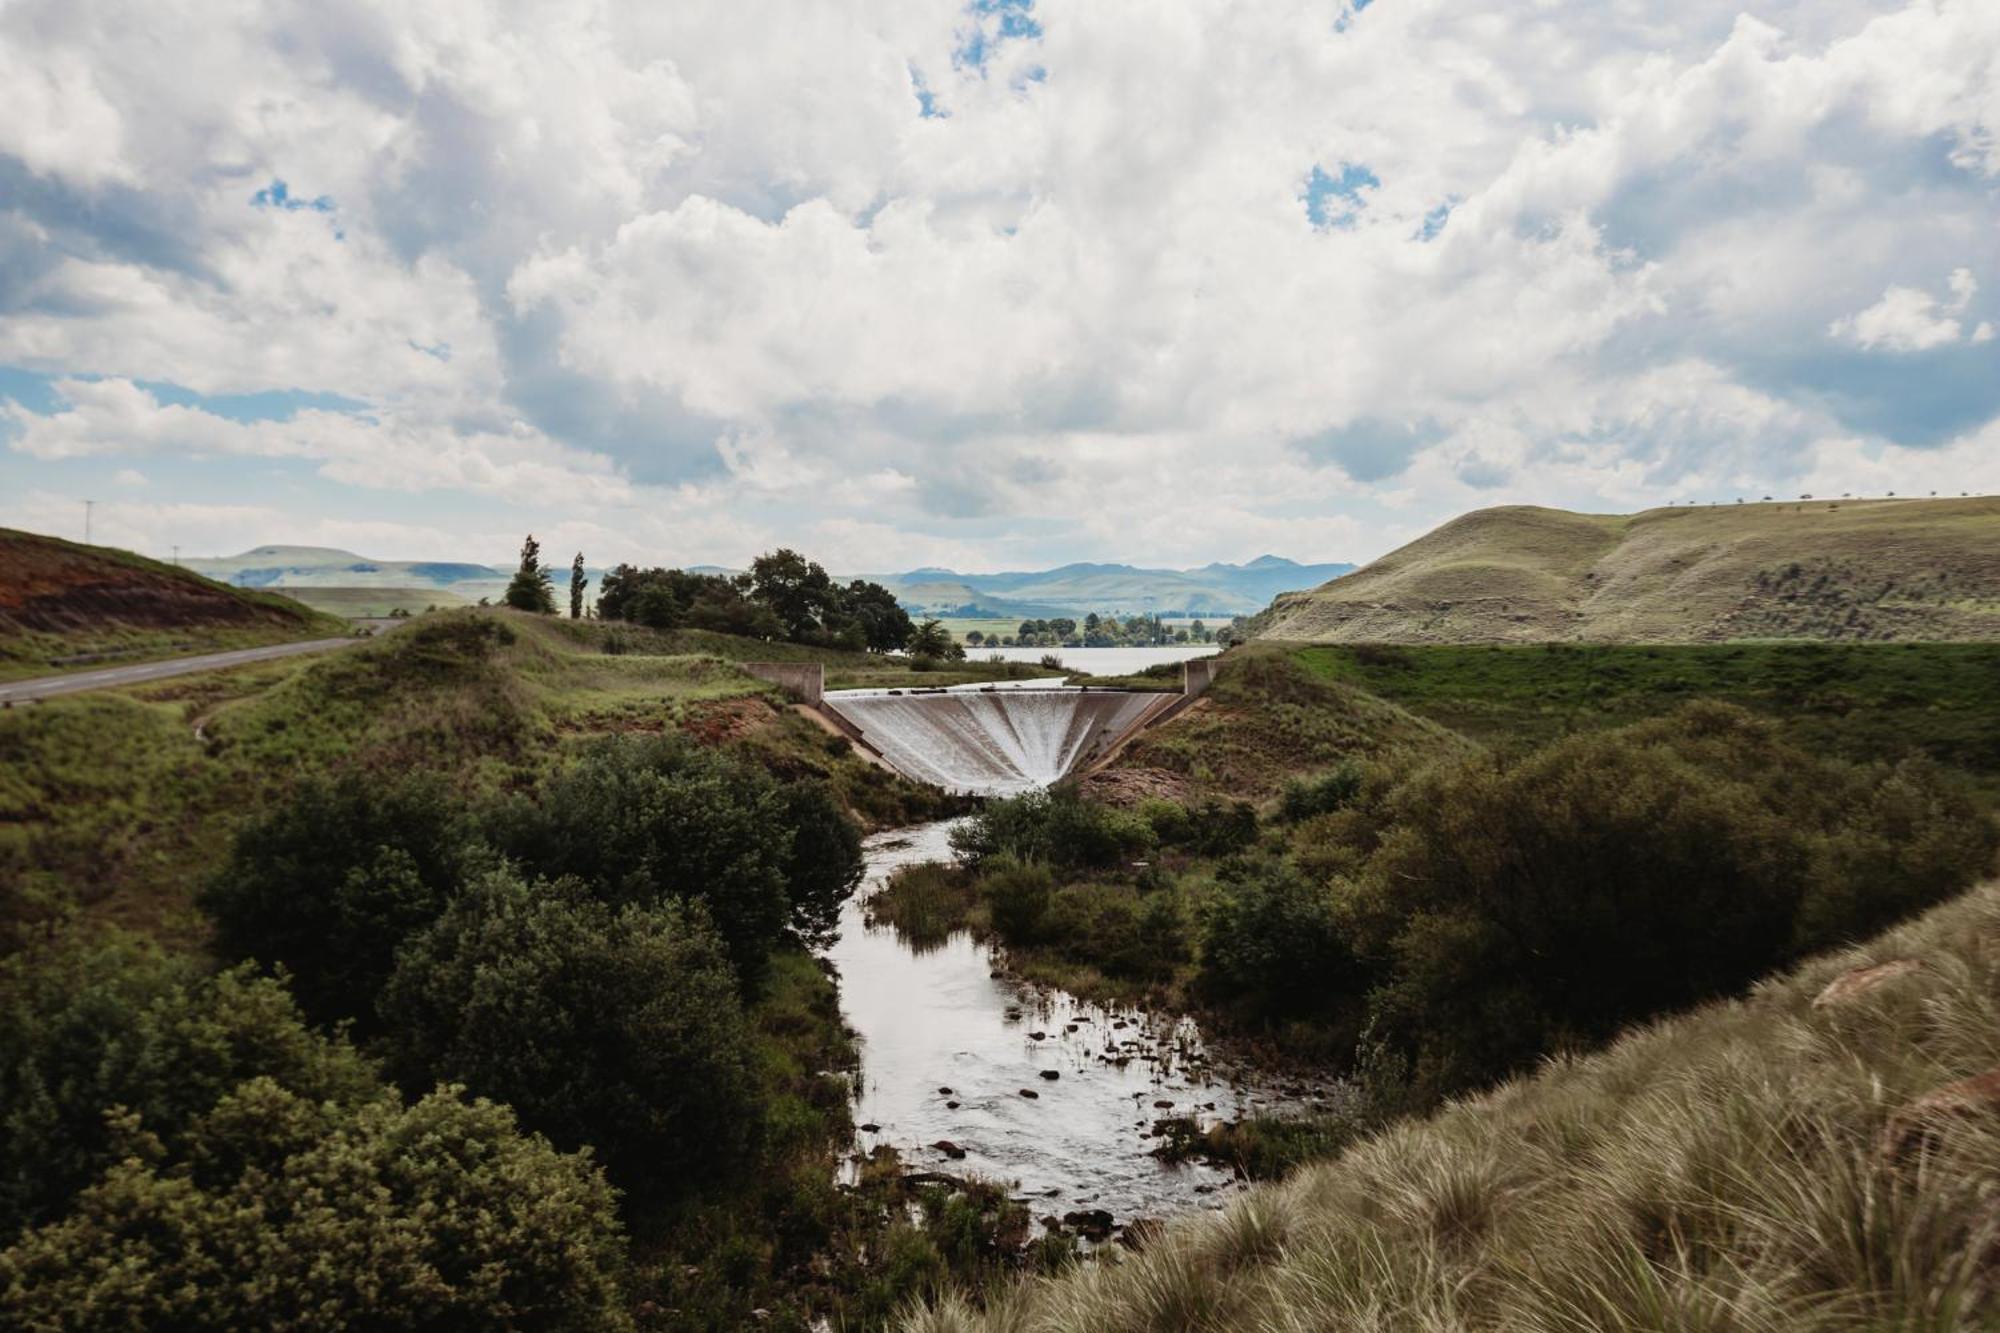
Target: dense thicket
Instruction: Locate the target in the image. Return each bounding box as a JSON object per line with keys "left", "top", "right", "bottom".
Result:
{"left": 0, "top": 931, "right": 628, "bottom": 1329}
{"left": 198, "top": 772, "right": 478, "bottom": 1032}
{"left": 379, "top": 871, "right": 758, "bottom": 1198}
{"left": 489, "top": 735, "right": 863, "bottom": 992}
{"left": 0, "top": 934, "right": 377, "bottom": 1236}
{"left": 954, "top": 702, "right": 1997, "bottom": 1108}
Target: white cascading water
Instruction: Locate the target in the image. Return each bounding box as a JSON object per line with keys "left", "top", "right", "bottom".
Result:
{"left": 823, "top": 687, "right": 1161, "bottom": 795}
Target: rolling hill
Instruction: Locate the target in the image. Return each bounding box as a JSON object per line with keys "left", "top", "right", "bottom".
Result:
{"left": 183, "top": 545, "right": 1356, "bottom": 621}
{"left": 1260, "top": 497, "right": 2000, "bottom": 643}
{"left": 868, "top": 555, "right": 1355, "bottom": 618}
{"left": 0, "top": 529, "right": 344, "bottom": 679}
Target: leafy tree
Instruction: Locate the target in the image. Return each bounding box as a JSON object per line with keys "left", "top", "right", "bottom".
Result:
{"left": 199, "top": 773, "right": 478, "bottom": 1032}
{"left": 379, "top": 871, "right": 758, "bottom": 1198}
{"left": 843, "top": 579, "right": 915, "bottom": 652}
{"left": 487, "top": 735, "right": 794, "bottom": 991}
{"left": 569, "top": 552, "right": 586, "bottom": 619}
{"left": 0, "top": 1081, "right": 631, "bottom": 1332}
{"left": 908, "top": 618, "right": 961, "bottom": 660}
{"left": 504, "top": 533, "right": 558, "bottom": 614}
{"left": 777, "top": 782, "right": 866, "bottom": 950}
{"left": 750, "top": 548, "right": 837, "bottom": 640}
{"left": 0, "top": 932, "right": 378, "bottom": 1237}
{"left": 1199, "top": 861, "right": 1357, "bottom": 1022}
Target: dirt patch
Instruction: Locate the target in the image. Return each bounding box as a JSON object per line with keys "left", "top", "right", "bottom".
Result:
{"left": 1079, "top": 766, "right": 1193, "bottom": 807}
{"left": 680, "top": 697, "right": 781, "bottom": 746}
{"left": 0, "top": 529, "right": 309, "bottom": 635}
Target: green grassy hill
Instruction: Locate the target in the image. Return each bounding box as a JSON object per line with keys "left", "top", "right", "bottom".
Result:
{"left": 0, "top": 607, "right": 961, "bottom": 945}
{"left": 0, "top": 528, "right": 346, "bottom": 680}
{"left": 1261, "top": 496, "right": 2000, "bottom": 644}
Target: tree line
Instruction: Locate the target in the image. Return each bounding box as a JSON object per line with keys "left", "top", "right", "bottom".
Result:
{"left": 977, "top": 612, "right": 1218, "bottom": 649}
{"left": 500, "top": 534, "right": 941, "bottom": 655}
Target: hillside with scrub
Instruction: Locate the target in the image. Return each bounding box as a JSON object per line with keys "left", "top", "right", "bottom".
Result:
{"left": 908, "top": 879, "right": 2000, "bottom": 1332}
{"left": 1258, "top": 496, "right": 2000, "bottom": 644}
{"left": 0, "top": 527, "right": 346, "bottom": 680}
{"left": 879, "top": 638, "right": 2000, "bottom": 1326}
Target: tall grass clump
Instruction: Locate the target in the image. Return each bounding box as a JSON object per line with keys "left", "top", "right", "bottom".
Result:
{"left": 909, "top": 882, "right": 2000, "bottom": 1332}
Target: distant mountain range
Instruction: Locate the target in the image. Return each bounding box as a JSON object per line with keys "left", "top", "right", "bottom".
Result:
{"left": 182, "top": 546, "right": 1354, "bottom": 619}
{"left": 862, "top": 556, "right": 1356, "bottom": 618}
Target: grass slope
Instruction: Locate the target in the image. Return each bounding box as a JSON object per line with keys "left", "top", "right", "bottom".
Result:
{"left": 280, "top": 586, "right": 470, "bottom": 617}
{"left": 1, "top": 609, "right": 955, "bottom": 945}
{"left": 1263, "top": 496, "right": 2000, "bottom": 644}
{"left": 912, "top": 879, "right": 2000, "bottom": 1332}
{"left": 1083, "top": 645, "right": 1475, "bottom": 804}
{"left": 1290, "top": 641, "right": 2000, "bottom": 792}
{"left": 0, "top": 528, "right": 345, "bottom": 680}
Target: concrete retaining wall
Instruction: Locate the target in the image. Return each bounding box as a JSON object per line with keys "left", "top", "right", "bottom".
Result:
{"left": 743, "top": 661, "right": 824, "bottom": 704}
{"left": 1183, "top": 658, "right": 1219, "bottom": 697}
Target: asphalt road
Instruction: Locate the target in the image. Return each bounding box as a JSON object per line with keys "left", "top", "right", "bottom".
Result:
{"left": 0, "top": 637, "right": 357, "bottom": 706}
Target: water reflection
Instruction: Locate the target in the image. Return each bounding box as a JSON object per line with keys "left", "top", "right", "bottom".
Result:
{"left": 829, "top": 820, "right": 1345, "bottom": 1228}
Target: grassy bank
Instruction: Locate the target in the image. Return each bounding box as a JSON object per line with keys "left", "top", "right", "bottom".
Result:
{"left": 910, "top": 878, "right": 2000, "bottom": 1331}
{"left": 2, "top": 608, "right": 956, "bottom": 948}
{"left": 1291, "top": 641, "right": 2000, "bottom": 789}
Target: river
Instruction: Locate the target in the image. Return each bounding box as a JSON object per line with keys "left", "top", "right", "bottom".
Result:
{"left": 828, "top": 819, "right": 1343, "bottom": 1235}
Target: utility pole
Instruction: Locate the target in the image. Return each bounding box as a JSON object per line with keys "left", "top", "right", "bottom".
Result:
{"left": 84, "top": 499, "right": 94, "bottom": 545}
{"left": 172, "top": 544, "right": 180, "bottom": 566}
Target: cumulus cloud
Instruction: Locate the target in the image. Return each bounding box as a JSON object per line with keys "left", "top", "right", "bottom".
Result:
{"left": 1831, "top": 269, "right": 1986, "bottom": 351}
{"left": 1, "top": 0, "right": 1997, "bottom": 567}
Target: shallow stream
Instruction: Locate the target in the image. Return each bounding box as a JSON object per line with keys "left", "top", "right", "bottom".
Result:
{"left": 829, "top": 820, "right": 1344, "bottom": 1233}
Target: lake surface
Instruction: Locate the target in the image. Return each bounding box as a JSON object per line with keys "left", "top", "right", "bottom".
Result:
{"left": 829, "top": 820, "right": 1344, "bottom": 1232}
{"left": 971, "top": 644, "right": 1221, "bottom": 677}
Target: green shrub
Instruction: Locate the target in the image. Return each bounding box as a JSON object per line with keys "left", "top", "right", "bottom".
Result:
{"left": 950, "top": 787, "right": 1152, "bottom": 870}
{"left": 0, "top": 1082, "right": 630, "bottom": 1331}
{"left": 1198, "top": 860, "right": 1358, "bottom": 1022}
{"left": 199, "top": 772, "right": 479, "bottom": 1031}
{"left": 489, "top": 735, "right": 796, "bottom": 992}
{"left": 777, "top": 781, "right": 866, "bottom": 951}
{"left": 0, "top": 930, "right": 377, "bottom": 1236}
{"left": 1279, "top": 764, "right": 1365, "bottom": 822}
{"left": 982, "top": 858, "right": 1055, "bottom": 942}
{"left": 1352, "top": 702, "right": 1997, "bottom": 1101}
{"left": 378, "top": 870, "right": 759, "bottom": 1200}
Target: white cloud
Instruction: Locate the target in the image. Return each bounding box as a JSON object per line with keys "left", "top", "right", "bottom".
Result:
{"left": 0, "top": 0, "right": 1996, "bottom": 568}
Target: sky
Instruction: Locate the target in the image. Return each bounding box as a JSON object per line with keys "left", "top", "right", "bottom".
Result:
{"left": 1, "top": 0, "right": 1997, "bottom": 572}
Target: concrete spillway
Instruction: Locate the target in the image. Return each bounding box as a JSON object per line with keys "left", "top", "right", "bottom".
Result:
{"left": 823, "top": 686, "right": 1164, "bottom": 796}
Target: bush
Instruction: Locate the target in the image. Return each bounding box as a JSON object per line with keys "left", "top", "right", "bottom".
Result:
{"left": 1279, "top": 764, "right": 1364, "bottom": 822}
{"left": 0, "top": 1083, "right": 630, "bottom": 1331}
{"left": 489, "top": 735, "right": 794, "bottom": 992}
{"left": 199, "top": 772, "right": 478, "bottom": 1031}
{"left": 950, "top": 788, "right": 1153, "bottom": 870}
{"left": 0, "top": 931, "right": 377, "bottom": 1236}
{"left": 777, "top": 781, "right": 865, "bottom": 951}
{"left": 1198, "top": 860, "right": 1358, "bottom": 1022}
{"left": 982, "top": 858, "right": 1055, "bottom": 943}
{"left": 1351, "top": 702, "right": 1997, "bottom": 1101}
{"left": 378, "top": 870, "right": 759, "bottom": 1200}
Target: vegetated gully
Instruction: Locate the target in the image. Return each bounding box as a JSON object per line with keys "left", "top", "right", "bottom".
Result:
{"left": 824, "top": 678, "right": 1343, "bottom": 1243}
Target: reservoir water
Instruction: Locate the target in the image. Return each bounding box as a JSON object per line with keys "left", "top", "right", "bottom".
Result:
{"left": 829, "top": 819, "right": 1344, "bottom": 1231}
{"left": 971, "top": 644, "right": 1221, "bottom": 677}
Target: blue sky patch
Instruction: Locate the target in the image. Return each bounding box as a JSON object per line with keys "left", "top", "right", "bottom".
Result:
{"left": 956, "top": 0, "right": 1042, "bottom": 72}
{"left": 1303, "top": 163, "right": 1379, "bottom": 229}
{"left": 250, "top": 179, "right": 334, "bottom": 214}
{"left": 1416, "top": 199, "right": 1456, "bottom": 241}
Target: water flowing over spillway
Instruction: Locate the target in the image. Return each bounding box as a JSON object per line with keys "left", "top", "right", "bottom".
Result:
{"left": 824, "top": 685, "right": 1162, "bottom": 795}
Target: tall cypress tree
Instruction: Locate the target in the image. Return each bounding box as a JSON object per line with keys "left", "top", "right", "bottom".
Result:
{"left": 570, "top": 552, "right": 587, "bottom": 619}
{"left": 504, "top": 534, "right": 557, "bottom": 614}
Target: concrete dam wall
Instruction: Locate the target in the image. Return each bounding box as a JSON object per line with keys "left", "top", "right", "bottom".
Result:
{"left": 823, "top": 687, "right": 1165, "bottom": 795}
